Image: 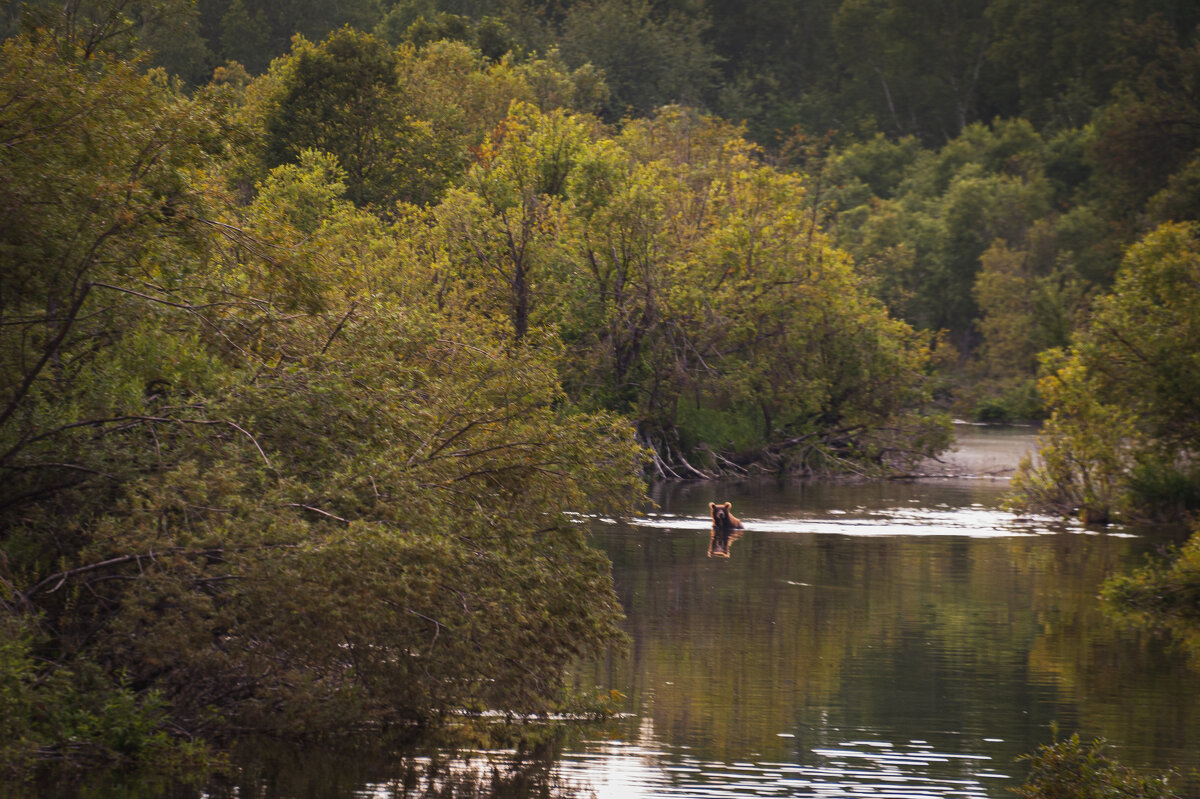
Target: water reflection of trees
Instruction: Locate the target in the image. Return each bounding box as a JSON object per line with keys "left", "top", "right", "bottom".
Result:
{"left": 193, "top": 734, "right": 580, "bottom": 799}
{"left": 24, "top": 728, "right": 597, "bottom": 799}
{"left": 589, "top": 521, "right": 1200, "bottom": 780}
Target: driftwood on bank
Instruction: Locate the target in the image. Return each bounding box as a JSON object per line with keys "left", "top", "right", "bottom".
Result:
{"left": 637, "top": 425, "right": 944, "bottom": 481}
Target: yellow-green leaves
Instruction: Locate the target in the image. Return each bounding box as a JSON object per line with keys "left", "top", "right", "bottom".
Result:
{"left": 0, "top": 32, "right": 644, "bottom": 751}
{"left": 1012, "top": 222, "right": 1200, "bottom": 521}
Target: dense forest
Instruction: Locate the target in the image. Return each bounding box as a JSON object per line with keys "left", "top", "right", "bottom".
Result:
{"left": 3, "top": 0, "right": 1200, "bottom": 779}
{"left": 7, "top": 0, "right": 1200, "bottom": 427}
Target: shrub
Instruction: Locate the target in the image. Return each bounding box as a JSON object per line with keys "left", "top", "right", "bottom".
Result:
{"left": 1015, "top": 733, "right": 1175, "bottom": 799}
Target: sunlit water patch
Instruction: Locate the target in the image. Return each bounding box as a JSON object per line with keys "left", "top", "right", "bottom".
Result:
{"left": 619, "top": 506, "right": 1108, "bottom": 539}
{"left": 396, "top": 728, "right": 1016, "bottom": 799}
{"left": 345, "top": 732, "right": 1013, "bottom": 799}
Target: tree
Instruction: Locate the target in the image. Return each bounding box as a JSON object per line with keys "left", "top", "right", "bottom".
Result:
{"left": 984, "top": 0, "right": 1123, "bottom": 128}
{"left": 833, "top": 0, "right": 993, "bottom": 143}
{"left": 1090, "top": 17, "right": 1200, "bottom": 230}
{"left": 1016, "top": 733, "right": 1176, "bottom": 799}
{"left": 704, "top": 0, "right": 843, "bottom": 145}
{"left": 558, "top": 137, "right": 671, "bottom": 414}
{"left": 0, "top": 36, "right": 227, "bottom": 503}
{"left": 969, "top": 231, "right": 1088, "bottom": 419}
{"left": 219, "top": 0, "right": 270, "bottom": 74}
{"left": 658, "top": 144, "right": 947, "bottom": 475}
{"left": 559, "top": 107, "right": 951, "bottom": 475}
{"left": 258, "top": 28, "right": 416, "bottom": 209}
{"left": 429, "top": 102, "right": 595, "bottom": 341}
{"left": 249, "top": 31, "right": 607, "bottom": 213}
{"left": 557, "top": 0, "right": 719, "bottom": 121}
{"left": 1, "top": 32, "right": 645, "bottom": 767}
{"left": 14, "top": 0, "right": 198, "bottom": 59}
{"left": 1011, "top": 222, "right": 1200, "bottom": 521}
{"left": 137, "top": 0, "right": 216, "bottom": 84}
{"left": 407, "top": 103, "right": 948, "bottom": 475}
{"left": 830, "top": 119, "right": 1100, "bottom": 371}
{"left": 0, "top": 31, "right": 233, "bottom": 758}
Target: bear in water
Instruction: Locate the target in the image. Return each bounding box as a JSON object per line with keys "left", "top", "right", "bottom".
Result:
{"left": 708, "top": 501, "right": 744, "bottom": 558}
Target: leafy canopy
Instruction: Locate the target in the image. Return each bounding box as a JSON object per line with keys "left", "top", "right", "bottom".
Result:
{"left": 0, "top": 30, "right": 644, "bottom": 759}
{"left": 1010, "top": 222, "right": 1200, "bottom": 522}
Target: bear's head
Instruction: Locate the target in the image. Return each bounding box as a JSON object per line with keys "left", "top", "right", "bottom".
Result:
{"left": 710, "top": 501, "right": 733, "bottom": 525}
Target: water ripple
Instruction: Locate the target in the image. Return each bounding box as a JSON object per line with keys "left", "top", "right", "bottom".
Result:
{"left": 554, "top": 736, "right": 1005, "bottom": 799}
{"left": 615, "top": 507, "right": 1108, "bottom": 539}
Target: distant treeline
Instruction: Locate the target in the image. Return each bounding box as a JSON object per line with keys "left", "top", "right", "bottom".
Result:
{"left": 5, "top": 0, "right": 1198, "bottom": 146}
{"left": 6, "top": 0, "right": 1200, "bottom": 423}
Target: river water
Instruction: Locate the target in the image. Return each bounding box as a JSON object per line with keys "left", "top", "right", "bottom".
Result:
{"left": 51, "top": 426, "right": 1200, "bottom": 798}
{"left": 552, "top": 426, "right": 1200, "bottom": 799}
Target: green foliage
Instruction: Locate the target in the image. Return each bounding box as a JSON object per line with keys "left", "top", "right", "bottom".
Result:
{"left": 1088, "top": 223, "right": 1200, "bottom": 447}
{"left": 674, "top": 402, "right": 764, "bottom": 460}
{"left": 970, "top": 379, "right": 1041, "bottom": 423}
{"left": 985, "top": 0, "right": 1121, "bottom": 129}
{"left": 1126, "top": 459, "right": 1200, "bottom": 518}
{"left": 1011, "top": 222, "right": 1200, "bottom": 522}
{"left": 403, "top": 12, "right": 472, "bottom": 50}
{"left": 395, "top": 10, "right": 516, "bottom": 61}
{"left": 704, "top": 0, "right": 844, "bottom": 145}
{"left": 243, "top": 30, "right": 612, "bottom": 211}
{"left": 1100, "top": 513, "right": 1200, "bottom": 671}
{"left": 833, "top": 0, "right": 993, "bottom": 142}
{"left": 1102, "top": 518, "right": 1200, "bottom": 629}
{"left": 825, "top": 117, "right": 1120, "bottom": 418}
{"left": 12, "top": 0, "right": 199, "bottom": 61}
{"left": 967, "top": 232, "right": 1089, "bottom": 419}
{"left": 0, "top": 617, "right": 205, "bottom": 775}
{"left": 220, "top": 0, "right": 271, "bottom": 74}
{"left": 0, "top": 30, "right": 644, "bottom": 772}
{"left": 1090, "top": 17, "right": 1200, "bottom": 226}
{"left": 834, "top": 120, "right": 1080, "bottom": 351}
{"left": 556, "top": 0, "right": 719, "bottom": 121}
{"left": 424, "top": 102, "right": 595, "bottom": 340}
{"left": 1009, "top": 351, "right": 1137, "bottom": 523}
{"left": 24, "top": 0, "right": 1200, "bottom": 193}
{"left": 1016, "top": 732, "right": 1176, "bottom": 799}
{"left": 374, "top": 0, "right": 437, "bottom": 46}
{"left": 309, "top": 94, "right": 948, "bottom": 474}
{"left": 31, "top": 0, "right": 1200, "bottom": 772}
{"left": 85, "top": 312, "right": 643, "bottom": 729}
{"left": 552, "top": 107, "right": 949, "bottom": 475}
{"left": 258, "top": 27, "right": 420, "bottom": 208}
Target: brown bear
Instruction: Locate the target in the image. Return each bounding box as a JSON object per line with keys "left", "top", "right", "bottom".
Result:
{"left": 708, "top": 501, "right": 744, "bottom": 558}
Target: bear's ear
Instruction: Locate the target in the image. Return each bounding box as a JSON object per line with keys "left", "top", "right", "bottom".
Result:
{"left": 709, "top": 502, "right": 718, "bottom": 512}
{"left": 723, "top": 502, "right": 732, "bottom": 510}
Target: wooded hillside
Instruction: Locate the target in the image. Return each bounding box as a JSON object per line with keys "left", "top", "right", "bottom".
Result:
{"left": 5, "top": 0, "right": 1200, "bottom": 774}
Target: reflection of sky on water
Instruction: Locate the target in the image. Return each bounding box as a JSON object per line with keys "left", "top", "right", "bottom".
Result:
{"left": 552, "top": 429, "right": 1193, "bottom": 798}
{"left": 616, "top": 505, "right": 1121, "bottom": 539}
{"left": 350, "top": 721, "right": 1013, "bottom": 799}
{"left": 554, "top": 720, "right": 1007, "bottom": 799}
{"left": 921, "top": 422, "right": 1041, "bottom": 478}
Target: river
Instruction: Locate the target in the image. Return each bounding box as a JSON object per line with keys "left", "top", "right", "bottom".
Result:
{"left": 554, "top": 425, "right": 1199, "bottom": 799}
{"left": 43, "top": 425, "right": 1200, "bottom": 798}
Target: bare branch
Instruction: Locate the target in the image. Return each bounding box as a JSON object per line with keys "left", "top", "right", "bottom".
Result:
{"left": 0, "top": 281, "right": 93, "bottom": 430}
{"left": 282, "top": 503, "right": 349, "bottom": 524}
{"left": 20, "top": 543, "right": 301, "bottom": 603}
{"left": 89, "top": 280, "right": 258, "bottom": 361}
{"left": 321, "top": 302, "right": 358, "bottom": 355}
